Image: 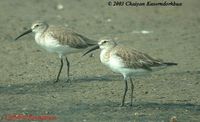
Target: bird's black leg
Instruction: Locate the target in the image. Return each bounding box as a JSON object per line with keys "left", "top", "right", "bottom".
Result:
{"left": 130, "top": 77, "right": 134, "bottom": 106}
{"left": 54, "top": 58, "right": 64, "bottom": 83}
{"left": 65, "top": 57, "right": 70, "bottom": 82}
{"left": 121, "top": 78, "right": 128, "bottom": 107}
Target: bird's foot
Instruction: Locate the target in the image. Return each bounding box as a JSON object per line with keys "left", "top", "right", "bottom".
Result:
{"left": 66, "top": 78, "right": 71, "bottom": 84}
{"left": 53, "top": 77, "right": 72, "bottom": 85}
{"left": 120, "top": 104, "right": 133, "bottom": 107}
{"left": 120, "top": 103, "right": 125, "bottom": 107}
{"left": 54, "top": 79, "right": 59, "bottom": 84}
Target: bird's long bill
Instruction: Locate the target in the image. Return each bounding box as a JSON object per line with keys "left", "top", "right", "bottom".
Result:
{"left": 82, "top": 45, "right": 99, "bottom": 56}
{"left": 15, "top": 29, "right": 32, "bottom": 40}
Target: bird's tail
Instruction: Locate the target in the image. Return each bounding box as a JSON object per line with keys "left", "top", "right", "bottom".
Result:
{"left": 163, "top": 62, "right": 178, "bottom": 66}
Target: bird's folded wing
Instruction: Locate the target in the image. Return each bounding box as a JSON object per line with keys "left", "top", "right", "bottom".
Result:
{"left": 115, "top": 47, "right": 163, "bottom": 71}
{"left": 49, "top": 26, "right": 96, "bottom": 48}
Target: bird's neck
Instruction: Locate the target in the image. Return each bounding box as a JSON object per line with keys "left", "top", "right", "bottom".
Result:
{"left": 37, "top": 25, "right": 49, "bottom": 35}
{"left": 100, "top": 48, "right": 113, "bottom": 64}
{"left": 34, "top": 26, "right": 49, "bottom": 40}
{"left": 34, "top": 31, "right": 46, "bottom": 45}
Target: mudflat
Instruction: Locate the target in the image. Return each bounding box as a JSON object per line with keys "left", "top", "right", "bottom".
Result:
{"left": 0, "top": 0, "right": 199, "bottom": 121}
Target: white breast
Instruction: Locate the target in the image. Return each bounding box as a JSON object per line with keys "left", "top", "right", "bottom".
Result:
{"left": 109, "top": 54, "right": 125, "bottom": 73}
{"left": 100, "top": 49, "right": 110, "bottom": 66}
{"left": 101, "top": 51, "right": 147, "bottom": 78}
{"left": 35, "top": 33, "right": 59, "bottom": 52}
{"left": 100, "top": 49, "right": 124, "bottom": 73}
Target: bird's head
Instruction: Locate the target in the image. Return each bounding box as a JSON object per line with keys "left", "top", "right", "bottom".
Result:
{"left": 15, "top": 20, "right": 48, "bottom": 40}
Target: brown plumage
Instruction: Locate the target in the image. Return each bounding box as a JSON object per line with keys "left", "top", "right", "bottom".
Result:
{"left": 15, "top": 21, "right": 97, "bottom": 83}
{"left": 46, "top": 26, "right": 96, "bottom": 48}
{"left": 114, "top": 46, "right": 164, "bottom": 71}
{"left": 83, "top": 39, "right": 177, "bottom": 106}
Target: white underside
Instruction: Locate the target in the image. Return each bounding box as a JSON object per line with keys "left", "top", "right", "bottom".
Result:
{"left": 109, "top": 55, "right": 148, "bottom": 77}
{"left": 35, "top": 33, "right": 83, "bottom": 58}
{"left": 100, "top": 50, "right": 166, "bottom": 79}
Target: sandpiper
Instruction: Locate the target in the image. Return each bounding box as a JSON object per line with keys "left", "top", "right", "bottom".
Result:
{"left": 83, "top": 39, "right": 177, "bottom": 106}
{"left": 15, "top": 21, "right": 96, "bottom": 83}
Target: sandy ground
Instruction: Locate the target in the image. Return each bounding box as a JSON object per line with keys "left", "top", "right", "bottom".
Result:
{"left": 0, "top": 0, "right": 200, "bottom": 121}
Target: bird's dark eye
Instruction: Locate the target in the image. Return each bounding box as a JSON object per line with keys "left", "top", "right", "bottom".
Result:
{"left": 102, "top": 41, "right": 107, "bottom": 44}
{"left": 35, "top": 24, "right": 39, "bottom": 27}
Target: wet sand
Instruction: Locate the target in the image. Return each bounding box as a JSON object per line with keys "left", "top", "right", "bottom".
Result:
{"left": 0, "top": 0, "right": 200, "bottom": 121}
